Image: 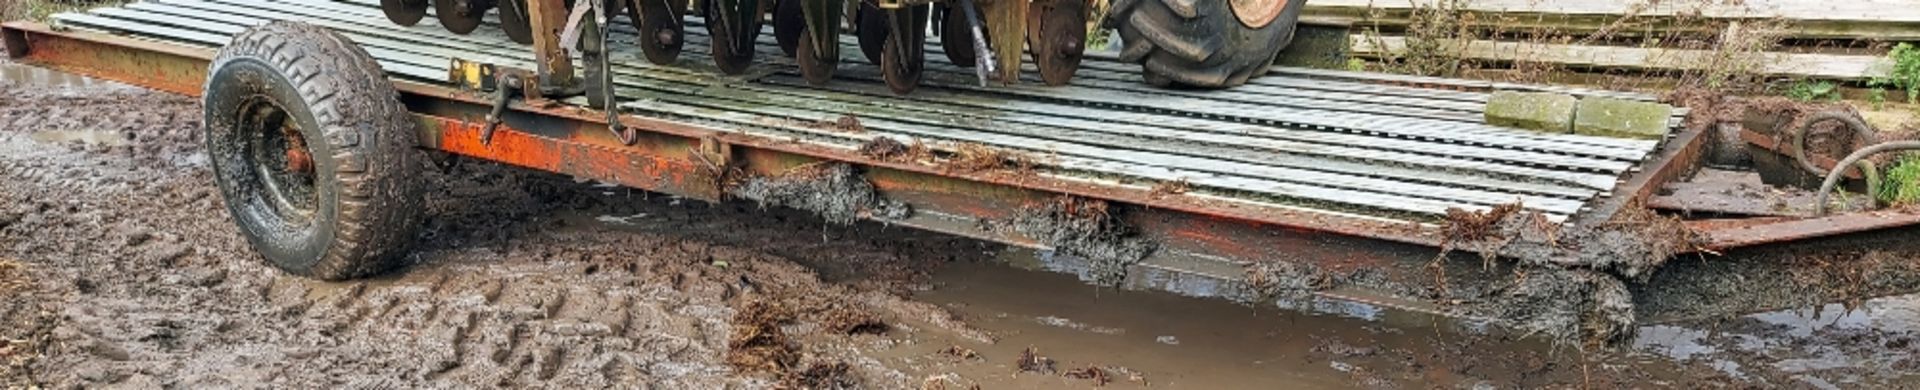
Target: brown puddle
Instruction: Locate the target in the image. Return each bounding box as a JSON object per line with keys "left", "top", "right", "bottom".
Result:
{"left": 884, "top": 248, "right": 1920, "bottom": 388}
{"left": 2, "top": 62, "right": 100, "bottom": 87}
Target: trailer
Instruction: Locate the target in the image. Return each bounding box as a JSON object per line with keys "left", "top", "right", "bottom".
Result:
{"left": 7, "top": 0, "right": 1920, "bottom": 345}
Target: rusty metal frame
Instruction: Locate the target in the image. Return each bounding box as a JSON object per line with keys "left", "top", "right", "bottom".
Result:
{"left": 0, "top": 19, "right": 1448, "bottom": 268}
{"left": 19, "top": 15, "right": 1920, "bottom": 328}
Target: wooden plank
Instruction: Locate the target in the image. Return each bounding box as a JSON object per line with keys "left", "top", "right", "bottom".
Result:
{"left": 1351, "top": 34, "right": 1894, "bottom": 81}
{"left": 1304, "top": 0, "right": 1920, "bottom": 41}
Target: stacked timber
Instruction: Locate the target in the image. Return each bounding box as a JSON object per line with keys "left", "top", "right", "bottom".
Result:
{"left": 1303, "top": 0, "right": 1920, "bottom": 81}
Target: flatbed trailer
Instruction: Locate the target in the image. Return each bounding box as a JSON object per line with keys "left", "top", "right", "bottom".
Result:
{"left": 8, "top": 0, "right": 1920, "bottom": 344}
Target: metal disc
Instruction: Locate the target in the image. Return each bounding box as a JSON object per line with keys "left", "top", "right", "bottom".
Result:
{"left": 937, "top": 4, "right": 976, "bottom": 67}
{"left": 705, "top": 0, "right": 761, "bottom": 75}
{"left": 1031, "top": 0, "right": 1086, "bottom": 86}
{"left": 773, "top": 0, "right": 804, "bottom": 57}
{"left": 880, "top": 5, "right": 927, "bottom": 95}
{"left": 498, "top": 0, "right": 533, "bottom": 44}
{"left": 630, "top": 0, "right": 688, "bottom": 64}
{"left": 381, "top": 0, "right": 429, "bottom": 26}
{"left": 795, "top": 25, "right": 838, "bottom": 86}
{"left": 855, "top": 1, "right": 888, "bottom": 65}
{"left": 434, "top": 0, "right": 489, "bottom": 35}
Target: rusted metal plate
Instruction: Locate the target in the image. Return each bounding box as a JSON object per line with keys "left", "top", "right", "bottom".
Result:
{"left": 1692, "top": 211, "right": 1920, "bottom": 250}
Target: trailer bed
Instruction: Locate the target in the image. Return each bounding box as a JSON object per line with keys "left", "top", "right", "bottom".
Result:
{"left": 40, "top": 0, "right": 1673, "bottom": 225}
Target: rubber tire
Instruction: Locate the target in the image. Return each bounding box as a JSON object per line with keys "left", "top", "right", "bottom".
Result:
{"left": 1111, "top": 0, "right": 1304, "bottom": 88}
{"left": 203, "top": 22, "right": 424, "bottom": 280}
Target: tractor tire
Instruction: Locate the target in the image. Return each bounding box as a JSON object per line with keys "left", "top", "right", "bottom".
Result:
{"left": 203, "top": 22, "right": 425, "bottom": 280}
{"left": 1111, "top": 0, "right": 1304, "bottom": 88}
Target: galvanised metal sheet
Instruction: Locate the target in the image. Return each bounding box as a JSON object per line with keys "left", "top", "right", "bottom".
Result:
{"left": 51, "top": 0, "right": 1674, "bottom": 223}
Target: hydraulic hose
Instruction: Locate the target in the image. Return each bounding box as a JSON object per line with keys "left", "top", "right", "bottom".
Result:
{"left": 1814, "top": 141, "right": 1920, "bottom": 216}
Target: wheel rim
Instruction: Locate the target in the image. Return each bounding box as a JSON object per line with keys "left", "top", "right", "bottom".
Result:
{"left": 631, "top": 0, "right": 688, "bottom": 64}
{"left": 706, "top": 0, "right": 760, "bottom": 74}
{"left": 434, "top": 0, "right": 489, "bottom": 34}
{"left": 381, "top": 0, "right": 429, "bottom": 26}
{"left": 499, "top": 0, "right": 534, "bottom": 44}
{"left": 236, "top": 96, "right": 320, "bottom": 228}
{"left": 1229, "top": 0, "right": 1287, "bottom": 29}
{"left": 1031, "top": 0, "right": 1086, "bottom": 86}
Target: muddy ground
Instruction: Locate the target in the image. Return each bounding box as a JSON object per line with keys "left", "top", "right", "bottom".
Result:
{"left": 3, "top": 62, "right": 1918, "bottom": 389}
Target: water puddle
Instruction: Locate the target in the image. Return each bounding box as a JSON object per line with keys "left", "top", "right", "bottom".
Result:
{"left": 880, "top": 248, "right": 1696, "bottom": 388}
{"left": 893, "top": 248, "right": 1920, "bottom": 388}
{"left": 1, "top": 62, "right": 99, "bottom": 87}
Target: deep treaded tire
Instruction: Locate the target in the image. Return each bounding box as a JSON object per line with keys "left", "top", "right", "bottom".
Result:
{"left": 203, "top": 22, "right": 424, "bottom": 280}
{"left": 1111, "top": 0, "right": 1304, "bottom": 88}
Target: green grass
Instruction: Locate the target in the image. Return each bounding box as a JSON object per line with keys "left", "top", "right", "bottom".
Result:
{"left": 1785, "top": 80, "right": 1841, "bottom": 102}
{"left": 1878, "top": 154, "right": 1920, "bottom": 207}
{"left": 1870, "top": 43, "right": 1920, "bottom": 111}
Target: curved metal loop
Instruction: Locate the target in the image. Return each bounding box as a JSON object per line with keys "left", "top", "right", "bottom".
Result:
{"left": 1814, "top": 141, "right": 1920, "bottom": 216}
{"left": 1790, "top": 110, "right": 1878, "bottom": 176}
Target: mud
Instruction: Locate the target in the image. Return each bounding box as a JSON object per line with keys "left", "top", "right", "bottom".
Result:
{"left": 7, "top": 62, "right": 1920, "bottom": 389}
{"left": 730, "top": 163, "right": 911, "bottom": 225}
{"left": 1002, "top": 197, "right": 1156, "bottom": 286}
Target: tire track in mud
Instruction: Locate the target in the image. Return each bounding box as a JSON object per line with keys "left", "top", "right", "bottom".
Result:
{"left": 0, "top": 78, "right": 998, "bottom": 388}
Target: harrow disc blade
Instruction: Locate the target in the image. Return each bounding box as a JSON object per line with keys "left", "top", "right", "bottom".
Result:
{"left": 381, "top": 0, "right": 429, "bottom": 26}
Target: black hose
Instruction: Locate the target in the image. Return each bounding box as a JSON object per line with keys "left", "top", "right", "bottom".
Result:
{"left": 1814, "top": 141, "right": 1920, "bottom": 216}
{"left": 1790, "top": 110, "right": 1877, "bottom": 176}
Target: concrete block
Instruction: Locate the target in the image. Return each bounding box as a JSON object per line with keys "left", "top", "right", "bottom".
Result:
{"left": 1485, "top": 91, "right": 1576, "bottom": 133}
{"left": 1574, "top": 98, "right": 1674, "bottom": 140}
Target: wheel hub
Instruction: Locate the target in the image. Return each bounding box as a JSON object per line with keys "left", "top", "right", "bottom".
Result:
{"left": 240, "top": 98, "right": 319, "bottom": 222}
{"left": 1229, "top": 0, "right": 1287, "bottom": 29}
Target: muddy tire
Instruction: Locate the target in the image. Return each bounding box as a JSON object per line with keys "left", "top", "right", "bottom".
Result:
{"left": 1111, "top": 0, "right": 1303, "bottom": 88}
{"left": 202, "top": 22, "right": 425, "bottom": 280}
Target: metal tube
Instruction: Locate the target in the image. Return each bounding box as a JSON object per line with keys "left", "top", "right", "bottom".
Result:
{"left": 1814, "top": 141, "right": 1920, "bottom": 215}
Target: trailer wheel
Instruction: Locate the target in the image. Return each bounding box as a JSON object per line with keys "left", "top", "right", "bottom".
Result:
{"left": 202, "top": 22, "right": 425, "bottom": 280}
{"left": 499, "top": 0, "right": 535, "bottom": 44}
{"left": 1111, "top": 0, "right": 1303, "bottom": 88}
{"left": 773, "top": 0, "right": 804, "bottom": 56}
{"left": 434, "top": 0, "right": 492, "bottom": 35}
{"left": 854, "top": 0, "right": 888, "bottom": 65}
{"left": 936, "top": 3, "right": 979, "bottom": 67}
{"left": 879, "top": 4, "right": 928, "bottom": 95}
{"left": 629, "top": 0, "right": 690, "bottom": 64}
{"left": 381, "top": 0, "right": 429, "bottom": 26}
{"left": 705, "top": 0, "right": 763, "bottom": 74}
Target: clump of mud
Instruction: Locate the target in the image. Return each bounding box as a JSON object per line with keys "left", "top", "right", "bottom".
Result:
{"left": 942, "top": 143, "right": 1038, "bottom": 174}
{"left": 731, "top": 163, "right": 911, "bottom": 225}
{"left": 813, "top": 114, "right": 866, "bottom": 133}
{"left": 1015, "top": 347, "right": 1055, "bottom": 374}
{"left": 785, "top": 361, "right": 857, "bottom": 389}
{"left": 822, "top": 307, "right": 889, "bottom": 336}
{"left": 1496, "top": 268, "right": 1635, "bottom": 347}
{"left": 1005, "top": 197, "right": 1157, "bottom": 286}
{"left": 858, "top": 137, "right": 909, "bottom": 160}
{"left": 1244, "top": 260, "right": 1336, "bottom": 302}
{"left": 1561, "top": 206, "right": 1700, "bottom": 280}
{"left": 1063, "top": 365, "right": 1113, "bottom": 386}
{"left": 727, "top": 300, "right": 802, "bottom": 374}
{"left": 1436, "top": 203, "right": 1699, "bottom": 281}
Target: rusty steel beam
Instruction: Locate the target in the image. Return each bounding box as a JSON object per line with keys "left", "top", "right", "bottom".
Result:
{"left": 0, "top": 20, "right": 1443, "bottom": 249}
{"left": 1690, "top": 211, "right": 1920, "bottom": 251}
